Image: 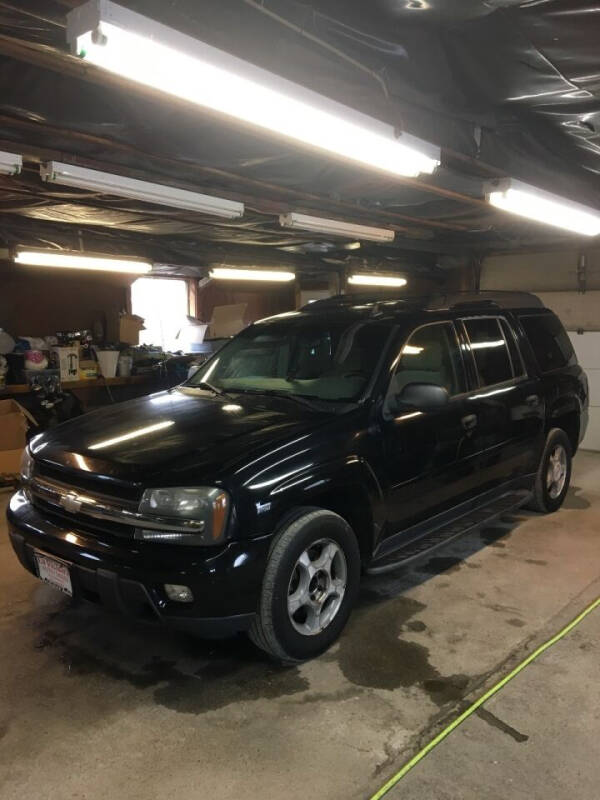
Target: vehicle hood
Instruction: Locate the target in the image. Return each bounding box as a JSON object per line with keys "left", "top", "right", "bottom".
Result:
{"left": 31, "top": 389, "right": 330, "bottom": 485}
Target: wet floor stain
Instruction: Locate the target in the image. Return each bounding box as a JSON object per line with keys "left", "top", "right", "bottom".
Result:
{"left": 38, "top": 619, "right": 310, "bottom": 714}
{"left": 60, "top": 646, "right": 179, "bottom": 688}
{"left": 476, "top": 707, "right": 529, "bottom": 742}
{"left": 506, "top": 618, "right": 526, "bottom": 628}
{"left": 525, "top": 558, "right": 547, "bottom": 566}
{"left": 406, "top": 620, "right": 427, "bottom": 632}
{"left": 563, "top": 486, "right": 591, "bottom": 510}
{"left": 337, "top": 596, "right": 474, "bottom": 705}
{"left": 423, "top": 675, "right": 470, "bottom": 704}
{"left": 154, "top": 661, "right": 309, "bottom": 714}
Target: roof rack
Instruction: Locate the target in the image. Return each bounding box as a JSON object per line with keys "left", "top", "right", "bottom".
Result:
{"left": 300, "top": 290, "right": 544, "bottom": 315}
{"left": 300, "top": 294, "right": 421, "bottom": 312}
{"left": 426, "top": 291, "right": 544, "bottom": 311}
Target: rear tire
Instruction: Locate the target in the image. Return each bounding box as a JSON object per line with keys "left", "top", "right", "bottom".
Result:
{"left": 249, "top": 508, "right": 360, "bottom": 663}
{"left": 527, "top": 428, "right": 572, "bottom": 513}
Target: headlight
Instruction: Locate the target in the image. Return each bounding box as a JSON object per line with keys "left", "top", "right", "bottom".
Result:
{"left": 135, "top": 487, "right": 230, "bottom": 545}
{"left": 20, "top": 448, "right": 34, "bottom": 482}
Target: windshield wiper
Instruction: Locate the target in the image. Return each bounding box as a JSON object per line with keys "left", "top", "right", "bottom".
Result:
{"left": 228, "top": 388, "right": 331, "bottom": 410}
{"left": 193, "top": 381, "right": 232, "bottom": 399}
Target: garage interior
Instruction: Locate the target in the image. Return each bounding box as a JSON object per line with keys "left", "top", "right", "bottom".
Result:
{"left": 1, "top": 1, "right": 599, "bottom": 798}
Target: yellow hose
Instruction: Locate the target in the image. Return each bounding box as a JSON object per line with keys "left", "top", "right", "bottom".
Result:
{"left": 370, "top": 595, "right": 600, "bottom": 800}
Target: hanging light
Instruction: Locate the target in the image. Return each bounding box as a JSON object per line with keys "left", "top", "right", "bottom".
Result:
{"left": 14, "top": 248, "right": 152, "bottom": 274}
{"left": 348, "top": 274, "right": 407, "bottom": 287}
{"left": 488, "top": 178, "right": 600, "bottom": 237}
{"left": 66, "top": 1, "right": 441, "bottom": 179}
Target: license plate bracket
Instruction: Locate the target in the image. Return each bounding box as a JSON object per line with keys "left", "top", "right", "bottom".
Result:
{"left": 33, "top": 551, "right": 73, "bottom": 596}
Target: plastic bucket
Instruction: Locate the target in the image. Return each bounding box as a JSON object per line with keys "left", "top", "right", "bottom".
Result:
{"left": 118, "top": 355, "right": 133, "bottom": 377}
{"left": 95, "top": 350, "right": 119, "bottom": 378}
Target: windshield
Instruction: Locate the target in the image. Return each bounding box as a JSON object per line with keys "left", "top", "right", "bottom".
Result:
{"left": 187, "top": 316, "right": 391, "bottom": 402}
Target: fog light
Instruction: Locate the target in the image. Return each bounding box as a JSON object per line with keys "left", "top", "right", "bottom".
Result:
{"left": 164, "top": 584, "right": 194, "bottom": 603}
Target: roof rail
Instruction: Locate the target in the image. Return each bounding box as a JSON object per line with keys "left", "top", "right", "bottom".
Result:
{"left": 427, "top": 291, "right": 544, "bottom": 311}
{"left": 300, "top": 294, "right": 420, "bottom": 312}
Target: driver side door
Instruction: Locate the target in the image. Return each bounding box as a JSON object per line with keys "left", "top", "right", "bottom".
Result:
{"left": 379, "top": 321, "right": 480, "bottom": 536}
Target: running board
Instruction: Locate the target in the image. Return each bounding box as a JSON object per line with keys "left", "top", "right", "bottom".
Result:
{"left": 366, "top": 489, "right": 531, "bottom": 575}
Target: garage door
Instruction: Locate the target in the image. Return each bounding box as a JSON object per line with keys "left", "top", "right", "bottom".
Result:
{"left": 569, "top": 332, "right": 600, "bottom": 452}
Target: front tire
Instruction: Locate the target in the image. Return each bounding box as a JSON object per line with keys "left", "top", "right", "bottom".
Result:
{"left": 527, "top": 428, "right": 572, "bottom": 513}
{"left": 249, "top": 508, "right": 361, "bottom": 663}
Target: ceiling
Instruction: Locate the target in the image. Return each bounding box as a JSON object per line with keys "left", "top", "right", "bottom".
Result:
{"left": 0, "top": 0, "right": 599, "bottom": 279}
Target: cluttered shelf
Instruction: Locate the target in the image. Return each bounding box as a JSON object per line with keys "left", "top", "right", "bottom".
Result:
{"left": 1, "top": 375, "right": 155, "bottom": 395}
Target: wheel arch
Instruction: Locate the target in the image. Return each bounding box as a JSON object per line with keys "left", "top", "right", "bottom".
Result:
{"left": 547, "top": 398, "right": 581, "bottom": 454}
{"left": 268, "top": 456, "right": 384, "bottom": 563}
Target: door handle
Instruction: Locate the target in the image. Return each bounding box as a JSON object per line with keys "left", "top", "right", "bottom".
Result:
{"left": 525, "top": 394, "right": 540, "bottom": 407}
{"left": 461, "top": 413, "right": 478, "bottom": 431}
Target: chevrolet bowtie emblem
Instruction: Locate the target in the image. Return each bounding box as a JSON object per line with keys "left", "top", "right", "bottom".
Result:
{"left": 60, "top": 493, "right": 82, "bottom": 514}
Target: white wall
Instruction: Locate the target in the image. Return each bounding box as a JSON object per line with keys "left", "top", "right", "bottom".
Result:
{"left": 569, "top": 332, "right": 600, "bottom": 451}
{"left": 481, "top": 249, "right": 600, "bottom": 293}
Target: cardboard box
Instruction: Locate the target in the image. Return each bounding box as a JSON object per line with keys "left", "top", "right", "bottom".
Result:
{"left": 52, "top": 345, "right": 79, "bottom": 382}
{"left": 0, "top": 399, "right": 35, "bottom": 474}
{"left": 119, "top": 314, "right": 145, "bottom": 345}
{"left": 207, "top": 303, "right": 247, "bottom": 339}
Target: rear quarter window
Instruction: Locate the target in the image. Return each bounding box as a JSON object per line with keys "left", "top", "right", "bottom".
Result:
{"left": 519, "top": 313, "right": 576, "bottom": 372}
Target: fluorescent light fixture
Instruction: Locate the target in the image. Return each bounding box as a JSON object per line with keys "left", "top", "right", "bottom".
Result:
{"left": 280, "top": 213, "right": 395, "bottom": 243}
{"left": 348, "top": 274, "right": 407, "bottom": 287}
{"left": 89, "top": 420, "right": 175, "bottom": 450}
{"left": 0, "top": 150, "right": 22, "bottom": 175}
{"left": 488, "top": 179, "right": 600, "bottom": 237}
{"left": 66, "top": 1, "right": 440, "bottom": 178}
{"left": 14, "top": 249, "right": 152, "bottom": 274}
{"left": 40, "top": 161, "right": 244, "bottom": 219}
{"left": 209, "top": 267, "right": 295, "bottom": 282}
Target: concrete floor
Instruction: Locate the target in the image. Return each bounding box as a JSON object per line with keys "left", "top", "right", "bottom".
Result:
{"left": 1, "top": 452, "right": 599, "bottom": 800}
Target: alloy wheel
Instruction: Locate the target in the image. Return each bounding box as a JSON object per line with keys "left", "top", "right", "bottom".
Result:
{"left": 287, "top": 538, "right": 347, "bottom": 636}
{"left": 547, "top": 444, "right": 568, "bottom": 499}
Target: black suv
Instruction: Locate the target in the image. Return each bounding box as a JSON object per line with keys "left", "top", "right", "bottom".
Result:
{"left": 7, "top": 292, "right": 588, "bottom": 662}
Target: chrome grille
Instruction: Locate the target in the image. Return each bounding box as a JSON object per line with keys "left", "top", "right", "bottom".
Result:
{"left": 27, "top": 474, "right": 205, "bottom": 538}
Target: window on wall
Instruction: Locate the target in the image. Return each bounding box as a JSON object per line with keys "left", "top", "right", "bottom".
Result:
{"left": 131, "top": 278, "right": 189, "bottom": 352}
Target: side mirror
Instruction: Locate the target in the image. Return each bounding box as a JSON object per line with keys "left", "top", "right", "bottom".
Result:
{"left": 396, "top": 382, "right": 449, "bottom": 412}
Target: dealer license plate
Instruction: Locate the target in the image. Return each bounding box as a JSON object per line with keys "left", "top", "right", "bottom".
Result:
{"left": 34, "top": 551, "right": 73, "bottom": 596}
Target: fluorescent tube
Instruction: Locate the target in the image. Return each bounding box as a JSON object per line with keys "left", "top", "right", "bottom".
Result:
{"left": 488, "top": 179, "right": 600, "bottom": 237}
{"left": 348, "top": 274, "right": 407, "bottom": 287}
{"left": 40, "top": 161, "right": 244, "bottom": 219}
{"left": 280, "top": 213, "right": 395, "bottom": 243}
{"left": 0, "top": 150, "right": 22, "bottom": 175}
{"left": 66, "top": 1, "right": 440, "bottom": 178}
{"left": 209, "top": 267, "right": 295, "bottom": 282}
{"left": 14, "top": 249, "right": 152, "bottom": 274}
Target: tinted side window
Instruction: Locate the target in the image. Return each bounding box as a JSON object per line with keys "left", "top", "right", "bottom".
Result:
{"left": 463, "top": 317, "right": 513, "bottom": 387}
{"left": 499, "top": 318, "right": 525, "bottom": 377}
{"left": 519, "top": 313, "right": 575, "bottom": 372}
{"left": 386, "top": 322, "right": 465, "bottom": 412}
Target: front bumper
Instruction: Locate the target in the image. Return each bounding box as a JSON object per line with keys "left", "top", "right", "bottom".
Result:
{"left": 7, "top": 491, "right": 271, "bottom": 637}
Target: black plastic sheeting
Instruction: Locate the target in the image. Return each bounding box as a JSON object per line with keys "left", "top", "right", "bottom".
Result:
{"left": 0, "top": 0, "right": 598, "bottom": 258}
